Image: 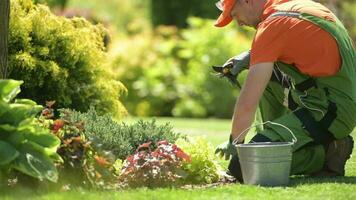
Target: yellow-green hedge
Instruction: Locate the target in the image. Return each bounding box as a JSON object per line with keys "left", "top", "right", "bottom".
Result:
{"left": 8, "top": 0, "right": 127, "bottom": 119}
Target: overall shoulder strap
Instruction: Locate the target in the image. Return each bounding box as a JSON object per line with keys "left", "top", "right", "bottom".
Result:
{"left": 268, "top": 11, "right": 301, "bottom": 19}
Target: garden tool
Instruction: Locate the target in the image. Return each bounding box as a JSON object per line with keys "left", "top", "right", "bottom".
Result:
{"left": 212, "top": 50, "right": 250, "bottom": 88}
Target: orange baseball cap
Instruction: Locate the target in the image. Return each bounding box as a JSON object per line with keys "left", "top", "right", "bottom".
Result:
{"left": 214, "top": 0, "right": 236, "bottom": 27}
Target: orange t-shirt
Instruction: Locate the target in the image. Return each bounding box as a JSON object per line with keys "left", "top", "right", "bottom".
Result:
{"left": 250, "top": 0, "right": 341, "bottom": 77}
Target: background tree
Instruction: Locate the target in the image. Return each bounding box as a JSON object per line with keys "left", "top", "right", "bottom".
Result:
{"left": 149, "top": 0, "right": 219, "bottom": 28}
{"left": 0, "top": 0, "right": 10, "bottom": 79}
{"left": 148, "top": 0, "right": 355, "bottom": 41}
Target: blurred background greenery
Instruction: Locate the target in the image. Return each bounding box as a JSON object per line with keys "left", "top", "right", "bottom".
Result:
{"left": 9, "top": 0, "right": 356, "bottom": 119}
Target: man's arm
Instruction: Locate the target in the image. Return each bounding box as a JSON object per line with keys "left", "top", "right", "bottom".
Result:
{"left": 231, "top": 62, "right": 274, "bottom": 142}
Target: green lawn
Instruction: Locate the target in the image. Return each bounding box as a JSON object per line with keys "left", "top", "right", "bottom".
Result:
{"left": 2, "top": 117, "right": 356, "bottom": 200}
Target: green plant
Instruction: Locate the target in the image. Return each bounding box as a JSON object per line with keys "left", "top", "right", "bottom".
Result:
{"left": 0, "top": 79, "right": 61, "bottom": 183}
{"left": 58, "top": 108, "right": 182, "bottom": 160}
{"left": 8, "top": 0, "right": 127, "bottom": 119}
{"left": 176, "top": 137, "right": 221, "bottom": 184}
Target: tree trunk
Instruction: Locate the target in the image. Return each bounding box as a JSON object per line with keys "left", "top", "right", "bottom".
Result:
{"left": 0, "top": 0, "right": 10, "bottom": 79}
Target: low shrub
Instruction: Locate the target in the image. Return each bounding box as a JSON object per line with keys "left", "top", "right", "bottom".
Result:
{"left": 118, "top": 140, "right": 190, "bottom": 188}
{"left": 117, "top": 137, "right": 223, "bottom": 188}
{"left": 176, "top": 137, "right": 221, "bottom": 184}
{"left": 57, "top": 108, "right": 182, "bottom": 160}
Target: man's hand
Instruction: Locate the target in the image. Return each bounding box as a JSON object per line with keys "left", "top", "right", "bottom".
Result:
{"left": 215, "top": 135, "right": 238, "bottom": 160}
{"left": 212, "top": 50, "right": 250, "bottom": 86}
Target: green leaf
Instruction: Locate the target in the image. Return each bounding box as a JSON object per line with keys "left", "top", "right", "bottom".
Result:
{"left": 0, "top": 79, "right": 23, "bottom": 103}
{"left": 14, "top": 99, "right": 37, "bottom": 106}
{"left": 25, "top": 139, "right": 62, "bottom": 163}
{"left": 11, "top": 142, "right": 58, "bottom": 182}
{"left": 0, "top": 124, "right": 17, "bottom": 139}
{"left": 0, "top": 101, "right": 10, "bottom": 118}
{"left": 0, "top": 141, "right": 19, "bottom": 165}
{"left": 17, "top": 120, "right": 60, "bottom": 150}
{"left": 6, "top": 132, "right": 25, "bottom": 147}
{"left": 0, "top": 104, "right": 43, "bottom": 126}
{"left": 23, "top": 129, "right": 60, "bottom": 150}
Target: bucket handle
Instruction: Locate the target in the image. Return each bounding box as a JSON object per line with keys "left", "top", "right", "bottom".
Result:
{"left": 232, "top": 121, "right": 298, "bottom": 145}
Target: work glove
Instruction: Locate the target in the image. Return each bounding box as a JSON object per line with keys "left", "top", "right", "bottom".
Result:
{"left": 215, "top": 135, "right": 238, "bottom": 160}
{"left": 212, "top": 50, "right": 250, "bottom": 87}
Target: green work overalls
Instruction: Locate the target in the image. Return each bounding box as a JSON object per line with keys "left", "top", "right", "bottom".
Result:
{"left": 257, "top": 11, "right": 356, "bottom": 174}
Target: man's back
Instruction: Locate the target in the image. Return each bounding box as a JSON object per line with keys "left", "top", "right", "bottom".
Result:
{"left": 250, "top": 0, "right": 341, "bottom": 77}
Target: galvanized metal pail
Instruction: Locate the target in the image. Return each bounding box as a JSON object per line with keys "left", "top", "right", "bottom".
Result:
{"left": 236, "top": 142, "right": 293, "bottom": 186}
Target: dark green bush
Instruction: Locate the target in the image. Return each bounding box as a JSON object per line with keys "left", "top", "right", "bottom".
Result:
{"left": 60, "top": 108, "right": 181, "bottom": 160}
{"left": 150, "top": 0, "right": 219, "bottom": 28}
{"left": 33, "top": 0, "right": 67, "bottom": 9}
{"left": 8, "top": 0, "right": 127, "bottom": 119}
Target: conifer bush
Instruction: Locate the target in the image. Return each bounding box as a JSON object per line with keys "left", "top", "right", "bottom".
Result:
{"left": 59, "top": 108, "right": 181, "bottom": 160}
{"left": 8, "top": 0, "right": 127, "bottom": 119}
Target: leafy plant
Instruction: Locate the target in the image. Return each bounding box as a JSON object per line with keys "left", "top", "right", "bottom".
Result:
{"left": 38, "top": 105, "right": 117, "bottom": 189}
{"left": 176, "top": 137, "right": 221, "bottom": 184}
{"left": 118, "top": 140, "right": 190, "bottom": 188}
{"left": 0, "top": 79, "right": 61, "bottom": 183}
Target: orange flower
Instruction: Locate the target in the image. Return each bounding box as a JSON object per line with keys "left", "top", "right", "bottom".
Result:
{"left": 94, "top": 155, "right": 109, "bottom": 167}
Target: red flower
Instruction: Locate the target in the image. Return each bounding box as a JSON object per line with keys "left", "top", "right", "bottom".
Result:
{"left": 176, "top": 149, "right": 191, "bottom": 162}
{"left": 136, "top": 141, "right": 152, "bottom": 152}
{"left": 53, "top": 119, "right": 65, "bottom": 133}
{"left": 157, "top": 140, "right": 168, "bottom": 146}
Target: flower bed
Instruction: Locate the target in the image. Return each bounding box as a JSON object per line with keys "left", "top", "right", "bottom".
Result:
{"left": 1, "top": 79, "right": 225, "bottom": 189}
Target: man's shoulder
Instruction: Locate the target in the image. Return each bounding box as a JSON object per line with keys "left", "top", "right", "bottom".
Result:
{"left": 256, "top": 15, "right": 299, "bottom": 34}
{"left": 257, "top": 0, "right": 335, "bottom": 35}
{"left": 275, "top": 0, "right": 336, "bottom": 21}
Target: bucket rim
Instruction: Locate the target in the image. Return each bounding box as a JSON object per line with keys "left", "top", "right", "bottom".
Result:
{"left": 236, "top": 142, "right": 293, "bottom": 148}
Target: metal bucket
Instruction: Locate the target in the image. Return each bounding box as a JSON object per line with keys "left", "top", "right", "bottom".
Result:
{"left": 236, "top": 142, "right": 293, "bottom": 186}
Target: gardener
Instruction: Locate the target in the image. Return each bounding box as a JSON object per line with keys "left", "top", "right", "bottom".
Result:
{"left": 213, "top": 0, "right": 356, "bottom": 182}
